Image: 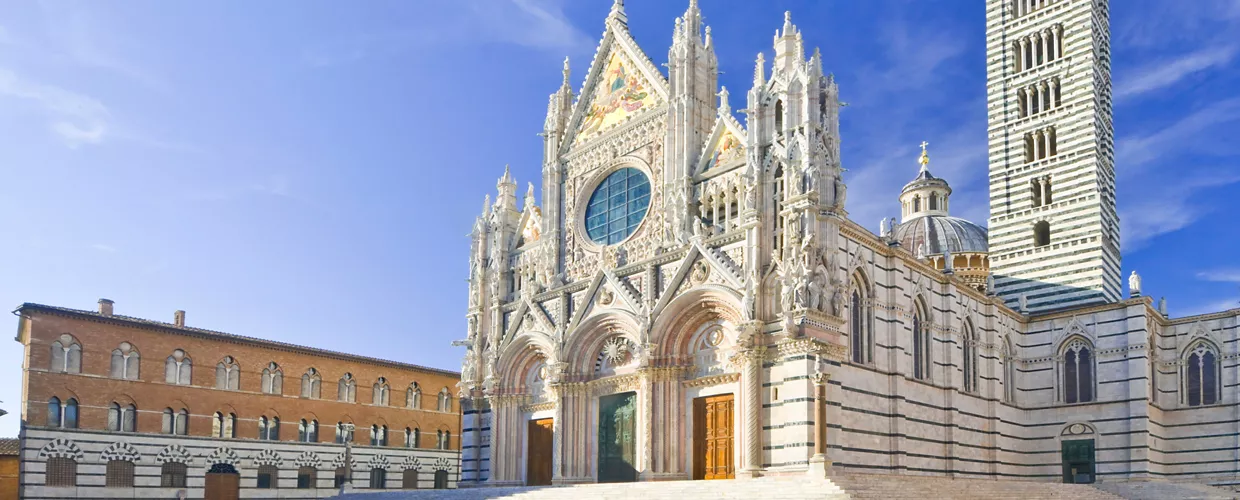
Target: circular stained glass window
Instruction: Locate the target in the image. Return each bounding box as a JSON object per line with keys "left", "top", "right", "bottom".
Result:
{"left": 584, "top": 167, "right": 650, "bottom": 245}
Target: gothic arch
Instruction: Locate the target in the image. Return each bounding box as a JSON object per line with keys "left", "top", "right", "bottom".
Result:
{"left": 650, "top": 285, "right": 745, "bottom": 361}
{"left": 38, "top": 438, "right": 83, "bottom": 460}
{"left": 495, "top": 330, "right": 555, "bottom": 384}
{"left": 100, "top": 441, "right": 141, "bottom": 462}
{"left": 252, "top": 449, "right": 283, "bottom": 467}
{"left": 564, "top": 310, "right": 643, "bottom": 376}
{"left": 157, "top": 444, "right": 192, "bottom": 465}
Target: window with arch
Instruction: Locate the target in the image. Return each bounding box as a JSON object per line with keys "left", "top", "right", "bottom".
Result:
{"left": 402, "top": 469, "right": 418, "bottom": 489}
{"left": 298, "top": 418, "right": 319, "bottom": 442}
{"left": 405, "top": 427, "right": 419, "bottom": 448}
{"left": 774, "top": 98, "right": 784, "bottom": 132}
{"left": 962, "top": 321, "right": 979, "bottom": 393}
{"left": 162, "top": 408, "right": 188, "bottom": 435}
{"left": 107, "top": 403, "right": 137, "bottom": 432}
{"left": 46, "top": 457, "right": 77, "bottom": 486}
{"left": 849, "top": 276, "right": 874, "bottom": 364}
{"left": 1061, "top": 339, "right": 1095, "bottom": 404}
{"left": 1034, "top": 221, "right": 1051, "bottom": 247}
{"left": 441, "top": 430, "right": 451, "bottom": 450}
{"left": 165, "top": 350, "right": 192, "bottom": 385}
{"left": 436, "top": 430, "right": 444, "bottom": 450}
{"left": 297, "top": 466, "right": 317, "bottom": 489}
{"left": 1002, "top": 338, "right": 1017, "bottom": 403}
{"left": 262, "top": 362, "right": 284, "bottom": 395}
{"left": 301, "top": 368, "right": 322, "bottom": 398}
{"left": 773, "top": 164, "right": 786, "bottom": 251}
{"left": 109, "top": 342, "right": 140, "bottom": 380}
{"left": 257, "top": 464, "right": 278, "bottom": 489}
{"left": 437, "top": 388, "right": 452, "bottom": 412}
{"left": 373, "top": 377, "right": 391, "bottom": 406}
{"left": 259, "top": 416, "right": 281, "bottom": 441}
{"left": 913, "top": 195, "right": 921, "bottom": 213}
{"left": 49, "top": 334, "right": 82, "bottom": 374}
{"left": 338, "top": 373, "right": 357, "bottom": 402}
{"left": 215, "top": 356, "right": 240, "bottom": 390}
{"left": 335, "top": 422, "right": 354, "bottom": 444}
{"left": 105, "top": 459, "right": 134, "bottom": 488}
{"left": 161, "top": 462, "right": 187, "bottom": 487}
{"left": 212, "top": 411, "right": 236, "bottom": 438}
{"left": 407, "top": 383, "right": 422, "bottom": 409}
{"left": 47, "top": 397, "right": 78, "bottom": 428}
{"left": 369, "top": 468, "right": 387, "bottom": 489}
{"left": 929, "top": 193, "right": 939, "bottom": 211}
{"left": 1184, "top": 342, "right": 1219, "bottom": 407}
{"left": 371, "top": 424, "right": 388, "bottom": 446}
{"left": 911, "top": 300, "right": 931, "bottom": 380}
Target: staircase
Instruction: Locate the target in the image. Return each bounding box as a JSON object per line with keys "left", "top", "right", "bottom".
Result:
{"left": 831, "top": 474, "right": 1124, "bottom": 500}
{"left": 1091, "top": 481, "right": 1238, "bottom": 500}
{"left": 335, "top": 476, "right": 850, "bottom": 499}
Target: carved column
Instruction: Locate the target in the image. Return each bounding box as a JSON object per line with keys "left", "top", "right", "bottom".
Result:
{"left": 807, "top": 371, "right": 832, "bottom": 477}
{"left": 551, "top": 384, "right": 565, "bottom": 481}
{"left": 737, "top": 347, "right": 766, "bottom": 478}
{"left": 638, "top": 369, "right": 655, "bottom": 478}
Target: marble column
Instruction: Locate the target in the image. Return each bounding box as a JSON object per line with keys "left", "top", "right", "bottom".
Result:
{"left": 638, "top": 369, "right": 655, "bottom": 479}
{"left": 807, "top": 371, "right": 832, "bottom": 477}
{"left": 737, "top": 347, "right": 766, "bottom": 478}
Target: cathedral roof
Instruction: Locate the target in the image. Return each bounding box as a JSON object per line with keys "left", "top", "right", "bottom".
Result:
{"left": 894, "top": 214, "right": 989, "bottom": 256}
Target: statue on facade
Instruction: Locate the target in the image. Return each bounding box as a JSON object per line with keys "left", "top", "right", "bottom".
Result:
{"left": 879, "top": 218, "right": 889, "bottom": 238}
{"left": 808, "top": 271, "right": 824, "bottom": 311}
{"left": 1129, "top": 270, "right": 1142, "bottom": 297}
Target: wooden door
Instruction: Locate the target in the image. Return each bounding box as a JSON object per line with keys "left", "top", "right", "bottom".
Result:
{"left": 598, "top": 392, "right": 638, "bottom": 483}
{"left": 527, "top": 418, "right": 554, "bottom": 486}
{"left": 693, "top": 393, "right": 735, "bottom": 480}
{"left": 1061, "top": 439, "right": 1095, "bottom": 484}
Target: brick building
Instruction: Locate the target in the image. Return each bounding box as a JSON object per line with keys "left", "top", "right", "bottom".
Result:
{"left": 13, "top": 299, "right": 461, "bottom": 499}
{"left": 0, "top": 439, "right": 17, "bottom": 500}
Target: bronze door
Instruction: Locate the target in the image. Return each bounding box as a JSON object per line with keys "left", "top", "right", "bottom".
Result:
{"left": 598, "top": 391, "right": 637, "bottom": 483}
{"left": 693, "top": 393, "right": 735, "bottom": 480}
{"left": 527, "top": 418, "right": 554, "bottom": 486}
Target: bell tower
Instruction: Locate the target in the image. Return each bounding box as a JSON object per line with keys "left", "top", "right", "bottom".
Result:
{"left": 985, "top": 0, "right": 1120, "bottom": 312}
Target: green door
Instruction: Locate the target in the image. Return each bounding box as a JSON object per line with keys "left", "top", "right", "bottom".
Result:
{"left": 598, "top": 391, "right": 637, "bottom": 483}
{"left": 1061, "top": 439, "right": 1095, "bottom": 484}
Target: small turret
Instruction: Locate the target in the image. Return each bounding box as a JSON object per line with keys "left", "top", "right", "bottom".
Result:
{"left": 495, "top": 165, "right": 518, "bottom": 213}
{"left": 773, "top": 12, "right": 802, "bottom": 74}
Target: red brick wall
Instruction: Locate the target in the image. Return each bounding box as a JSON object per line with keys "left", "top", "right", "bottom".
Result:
{"left": 19, "top": 308, "right": 461, "bottom": 448}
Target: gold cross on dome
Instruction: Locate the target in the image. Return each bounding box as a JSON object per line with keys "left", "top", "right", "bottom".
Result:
{"left": 918, "top": 141, "right": 930, "bottom": 166}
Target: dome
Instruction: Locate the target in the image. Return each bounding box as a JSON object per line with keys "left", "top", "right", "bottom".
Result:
{"left": 894, "top": 215, "right": 989, "bottom": 256}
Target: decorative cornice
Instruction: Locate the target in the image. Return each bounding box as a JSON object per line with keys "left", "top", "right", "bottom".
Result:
{"left": 682, "top": 372, "right": 740, "bottom": 388}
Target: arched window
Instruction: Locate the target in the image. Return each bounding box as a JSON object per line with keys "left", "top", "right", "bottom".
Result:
{"left": 404, "top": 427, "right": 414, "bottom": 448}
{"left": 436, "top": 430, "right": 444, "bottom": 450}
{"left": 402, "top": 469, "right": 418, "bottom": 489}
{"left": 108, "top": 403, "right": 137, "bottom": 432}
{"left": 442, "top": 430, "right": 451, "bottom": 450}
{"left": 913, "top": 195, "right": 921, "bottom": 212}
{"left": 301, "top": 368, "right": 322, "bottom": 398}
{"left": 338, "top": 373, "right": 357, "bottom": 402}
{"left": 437, "top": 389, "right": 452, "bottom": 412}
{"left": 50, "top": 335, "right": 82, "bottom": 373}
{"left": 259, "top": 416, "right": 280, "bottom": 440}
{"left": 774, "top": 99, "right": 784, "bottom": 132}
{"left": 47, "top": 397, "right": 61, "bottom": 427}
{"left": 299, "top": 419, "right": 309, "bottom": 442}
{"left": 369, "top": 468, "right": 387, "bottom": 489}
{"left": 963, "top": 320, "right": 979, "bottom": 393}
{"left": 109, "top": 342, "right": 140, "bottom": 380}
{"left": 1003, "top": 338, "right": 1017, "bottom": 403}
{"left": 1062, "top": 339, "right": 1095, "bottom": 404}
{"left": 297, "top": 466, "right": 317, "bottom": 489}
{"left": 849, "top": 274, "right": 874, "bottom": 364}
{"left": 912, "top": 300, "right": 930, "bottom": 381}
{"left": 1185, "top": 343, "right": 1219, "bottom": 407}
{"left": 213, "top": 412, "right": 236, "bottom": 438}
{"left": 262, "top": 362, "right": 283, "bottom": 395}
{"left": 46, "top": 457, "right": 77, "bottom": 486}
{"left": 929, "top": 193, "right": 939, "bottom": 210}
{"left": 161, "top": 462, "right": 187, "bottom": 487}
{"left": 105, "top": 459, "right": 134, "bottom": 488}
{"left": 373, "top": 377, "right": 390, "bottom": 406}
{"left": 433, "top": 469, "right": 448, "bottom": 489}
{"left": 408, "top": 383, "right": 422, "bottom": 409}
{"left": 257, "top": 464, "right": 278, "bottom": 489}
{"left": 162, "top": 408, "right": 188, "bottom": 435}
{"left": 371, "top": 424, "right": 389, "bottom": 446}
{"left": 1034, "top": 221, "right": 1050, "bottom": 247}
{"left": 1030, "top": 179, "right": 1043, "bottom": 208}
{"left": 215, "top": 356, "right": 240, "bottom": 390}
{"left": 165, "top": 350, "right": 192, "bottom": 385}
{"left": 63, "top": 398, "right": 78, "bottom": 428}
{"left": 335, "top": 422, "right": 354, "bottom": 444}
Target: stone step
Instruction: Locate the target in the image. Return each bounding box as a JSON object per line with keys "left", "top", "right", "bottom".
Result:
{"left": 334, "top": 477, "right": 851, "bottom": 500}
{"left": 830, "top": 474, "right": 1126, "bottom": 500}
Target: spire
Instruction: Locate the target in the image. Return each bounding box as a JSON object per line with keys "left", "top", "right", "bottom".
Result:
{"left": 499, "top": 164, "right": 515, "bottom": 187}
{"left": 561, "top": 57, "right": 571, "bottom": 90}
{"left": 483, "top": 194, "right": 491, "bottom": 215}
{"left": 608, "top": 0, "right": 627, "bottom": 26}
{"left": 754, "top": 52, "right": 766, "bottom": 86}
{"left": 718, "top": 86, "right": 730, "bottom": 114}
{"left": 782, "top": 11, "right": 794, "bottom": 36}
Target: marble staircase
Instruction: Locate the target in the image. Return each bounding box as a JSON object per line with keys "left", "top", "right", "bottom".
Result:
{"left": 335, "top": 476, "right": 850, "bottom": 499}
{"left": 831, "top": 474, "right": 1124, "bottom": 500}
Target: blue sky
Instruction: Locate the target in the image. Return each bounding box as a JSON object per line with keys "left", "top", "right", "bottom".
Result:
{"left": 1, "top": 0, "right": 1238, "bottom": 436}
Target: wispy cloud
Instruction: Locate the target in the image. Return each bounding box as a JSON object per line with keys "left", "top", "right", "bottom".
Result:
{"left": 1117, "top": 97, "right": 1240, "bottom": 172}
{"left": 91, "top": 243, "right": 118, "bottom": 253}
{"left": 1121, "top": 172, "right": 1240, "bottom": 250}
{"left": 38, "top": 3, "right": 167, "bottom": 92}
{"left": 0, "top": 68, "right": 111, "bottom": 147}
{"left": 1182, "top": 296, "right": 1240, "bottom": 317}
{"left": 1116, "top": 44, "right": 1237, "bottom": 101}
{"left": 1197, "top": 268, "right": 1240, "bottom": 283}
{"left": 302, "top": 0, "right": 592, "bottom": 68}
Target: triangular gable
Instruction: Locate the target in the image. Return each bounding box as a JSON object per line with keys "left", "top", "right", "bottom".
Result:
{"left": 564, "top": 19, "right": 669, "bottom": 149}
{"left": 515, "top": 206, "right": 542, "bottom": 248}
{"left": 696, "top": 113, "right": 747, "bottom": 175}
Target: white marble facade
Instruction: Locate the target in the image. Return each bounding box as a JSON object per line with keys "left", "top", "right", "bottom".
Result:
{"left": 457, "top": 0, "right": 1240, "bottom": 488}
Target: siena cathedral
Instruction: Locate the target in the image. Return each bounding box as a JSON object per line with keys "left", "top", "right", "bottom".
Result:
{"left": 456, "top": 0, "right": 1240, "bottom": 489}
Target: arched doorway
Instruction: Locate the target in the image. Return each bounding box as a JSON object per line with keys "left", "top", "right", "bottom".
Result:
{"left": 433, "top": 469, "right": 448, "bottom": 489}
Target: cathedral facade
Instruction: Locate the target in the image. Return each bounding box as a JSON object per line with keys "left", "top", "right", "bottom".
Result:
{"left": 458, "top": 0, "right": 1240, "bottom": 488}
